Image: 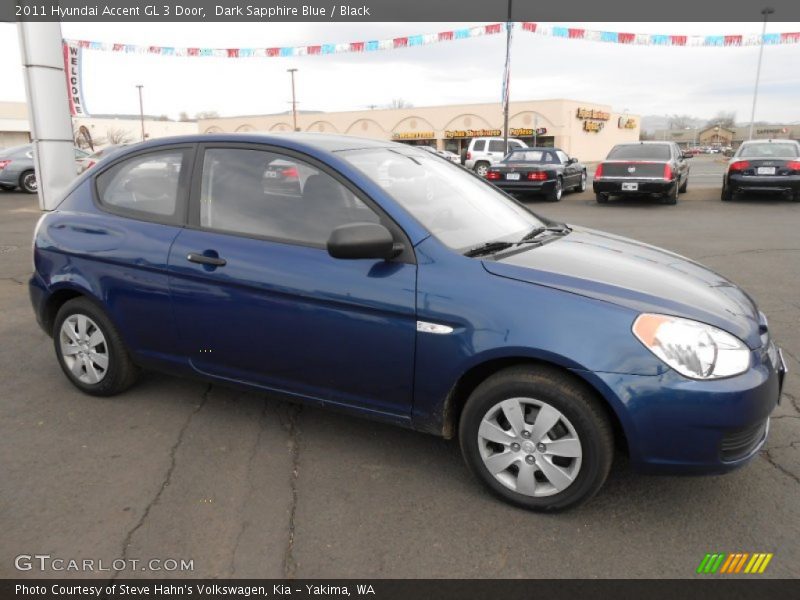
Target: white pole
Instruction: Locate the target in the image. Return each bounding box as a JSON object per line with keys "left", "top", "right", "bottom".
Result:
{"left": 748, "top": 7, "right": 775, "bottom": 141}
{"left": 17, "top": 21, "right": 76, "bottom": 211}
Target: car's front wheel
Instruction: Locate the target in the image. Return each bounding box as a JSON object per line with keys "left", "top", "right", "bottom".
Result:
{"left": 53, "top": 297, "right": 139, "bottom": 396}
{"left": 19, "top": 170, "right": 37, "bottom": 194}
{"left": 459, "top": 366, "right": 614, "bottom": 511}
{"left": 576, "top": 171, "right": 587, "bottom": 192}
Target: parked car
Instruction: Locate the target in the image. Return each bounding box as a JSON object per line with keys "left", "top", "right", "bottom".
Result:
{"left": 418, "top": 145, "right": 461, "bottom": 164}
{"left": 593, "top": 141, "right": 691, "bottom": 205}
{"left": 464, "top": 137, "right": 527, "bottom": 176}
{"left": 721, "top": 139, "right": 800, "bottom": 202}
{"left": 486, "top": 148, "right": 586, "bottom": 201}
{"left": 0, "top": 144, "right": 89, "bottom": 193}
{"left": 30, "top": 134, "right": 785, "bottom": 511}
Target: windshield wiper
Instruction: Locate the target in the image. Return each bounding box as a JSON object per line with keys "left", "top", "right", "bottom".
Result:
{"left": 463, "top": 241, "right": 515, "bottom": 257}
{"left": 515, "top": 224, "right": 572, "bottom": 244}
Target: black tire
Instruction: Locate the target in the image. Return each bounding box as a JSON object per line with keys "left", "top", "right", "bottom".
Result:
{"left": 545, "top": 177, "right": 563, "bottom": 202}
{"left": 662, "top": 182, "right": 679, "bottom": 205}
{"left": 575, "top": 171, "right": 587, "bottom": 192}
{"left": 459, "top": 365, "right": 614, "bottom": 512}
{"left": 721, "top": 186, "right": 733, "bottom": 202}
{"left": 53, "top": 297, "right": 139, "bottom": 396}
{"left": 595, "top": 192, "right": 608, "bottom": 204}
{"left": 19, "top": 170, "right": 37, "bottom": 194}
{"left": 474, "top": 162, "right": 490, "bottom": 177}
{"left": 679, "top": 175, "right": 688, "bottom": 193}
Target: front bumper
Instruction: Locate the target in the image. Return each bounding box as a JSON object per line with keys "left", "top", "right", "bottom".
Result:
{"left": 594, "top": 178, "right": 677, "bottom": 196}
{"left": 580, "top": 343, "right": 786, "bottom": 474}
{"left": 727, "top": 174, "right": 800, "bottom": 196}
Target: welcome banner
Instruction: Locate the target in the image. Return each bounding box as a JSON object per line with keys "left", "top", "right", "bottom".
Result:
{"left": 62, "top": 41, "right": 89, "bottom": 116}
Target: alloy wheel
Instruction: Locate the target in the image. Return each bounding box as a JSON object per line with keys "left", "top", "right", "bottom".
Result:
{"left": 475, "top": 163, "right": 489, "bottom": 177}
{"left": 477, "top": 397, "right": 582, "bottom": 497}
{"left": 59, "top": 314, "right": 109, "bottom": 384}
{"left": 21, "top": 172, "right": 37, "bottom": 193}
{"left": 580, "top": 172, "right": 586, "bottom": 191}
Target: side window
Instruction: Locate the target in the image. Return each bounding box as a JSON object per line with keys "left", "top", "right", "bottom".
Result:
{"left": 555, "top": 150, "right": 570, "bottom": 164}
{"left": 199, "top": 148, "right": 379, "bottom": 246}
{"left": 96, "top": 149, "right": 186, "bottom": 220}
{"left": 510, "top": 141, "right": 524, "bottom": 150}
{"left": 488, "top": 140, "right": 506, "bottom": 153}
{"left": 472, "top": 140, "right": 486, "bottom": 152}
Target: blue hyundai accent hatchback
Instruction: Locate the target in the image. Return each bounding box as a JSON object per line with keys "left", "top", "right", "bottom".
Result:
{"left": 29, "top": 134, "right": 787, "bottom": 510}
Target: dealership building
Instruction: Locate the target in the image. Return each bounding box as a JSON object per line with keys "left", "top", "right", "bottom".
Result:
{"left": 198, "top": 99, "right": 640, "bottom": 163}
{"left": 653, "top": 124, "right": 800, "bottom": 149}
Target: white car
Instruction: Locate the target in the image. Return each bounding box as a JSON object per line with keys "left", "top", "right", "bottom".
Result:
{"left": 418, "top": 145, "right": 461, "bottom": 164}
{"left": 464, "top": 137, "right": 527, "bottom": 176}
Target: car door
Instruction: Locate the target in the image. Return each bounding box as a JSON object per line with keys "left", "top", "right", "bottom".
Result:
{"left": 555, "top": 150, "right": 578, "bottom": 186}
{"left": 673, "top": 143, "right": 688, "bottom": 184}
{"left": 167, "top": 144, "right": 418, "bottom": 418}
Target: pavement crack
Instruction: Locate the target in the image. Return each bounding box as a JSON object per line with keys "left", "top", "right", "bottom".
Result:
{"left": 281, "top": 402, "right": 303, "bottom": 579}
{"left": 761, "top": 448, "right": 800, "bottom": 486}
{"left": 112, "top": 383, "right": 212, "bottom": 579}
{"left": 0, "top": 276, "right": 24, "bottom": 285}
{"left": 229, "top": 396, "right": 269, "bottom": 578}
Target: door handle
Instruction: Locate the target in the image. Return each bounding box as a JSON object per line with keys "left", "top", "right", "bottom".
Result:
{"left": 187, "top": 252, "right": 227, "bottom": 267}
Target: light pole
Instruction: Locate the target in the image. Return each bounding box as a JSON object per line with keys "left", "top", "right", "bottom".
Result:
{"left": 749, "top": 7, "right": 775, "bottom": 140}
{"left": 501, "top": 0, "right": 513, "bottom": 154}
{"left": 287, "top": 68, "right": 299, "bottom": 131}
{"left": 136, "top": 84, "right": 145, "bottom": 142}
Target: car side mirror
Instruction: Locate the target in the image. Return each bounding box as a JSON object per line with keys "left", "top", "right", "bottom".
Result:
{"left": 567, "top": 157, "right": 578, "bottom": 164}
{"left": 327, "top": 222, "right": 402, "bottom": 260}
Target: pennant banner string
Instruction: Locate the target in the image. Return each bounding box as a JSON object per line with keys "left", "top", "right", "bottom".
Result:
{"left": 63, "top": 23, "right": 800, "bottom": 58}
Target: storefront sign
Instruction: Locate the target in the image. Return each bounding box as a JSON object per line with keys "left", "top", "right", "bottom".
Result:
{"left": 576, "top": 108, "right": 610, "bottom": 121}
{"left": 756, "top": 128, "right": 788, "bottom": 135}
{"left": 392, "top": 131, "right": 435, "bottom": 140}
{"left": 510, "top": 127, "right": 547, "bottom": 136}
{"left": 445, "top": 129, "right": 502, "bottom": 139}
{"left": 583, "top": 121, "right": 604, "bottom": 133}
{"left": 618, "top": 116, "right": 637, "bottom": 129}
{"left": 62, "top": 41, "right": 89, "bottom": 116}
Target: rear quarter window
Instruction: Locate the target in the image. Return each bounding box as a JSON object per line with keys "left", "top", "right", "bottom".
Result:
{"left": 95, "top": 149, "right": 188, "bottom": 223}
{"left": 472, "top": 140, "right": 486, "bottom": 152}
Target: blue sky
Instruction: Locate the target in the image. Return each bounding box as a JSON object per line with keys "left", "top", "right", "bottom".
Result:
{"left": 1, "top": 21, "right": 799, "bottom": 122}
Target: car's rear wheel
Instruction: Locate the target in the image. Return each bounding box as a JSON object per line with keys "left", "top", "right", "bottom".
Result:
{"left": 53, "top": 297, "right": 139, "bottom": 396}
{"left": 459, "top": 366, "right": 614, "bottom": 511}
{"left": 662, "top": 182, "right": 679, "bottom": 205}
{"left": 721, "top": 186, "right": 733, "bottom": 202}
{"left": 20, "top": 170, "right": 37, "bottom": 194}
{"left": 474, "top": 162, "right": 490, "bottom": 177}
{"left": 595, "top": 192, "right": 608, "bottom": 204}
{"left": 546, "top": 177, "right": 563, "bottom": 202}
{"left": 679, "top": 175, "right": 688, "bottom": 193}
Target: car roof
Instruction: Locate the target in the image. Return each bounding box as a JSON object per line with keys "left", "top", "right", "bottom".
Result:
{"left": 118, "top": 132, "right": 401, "bottom": 155}
{"left": 738, "top": 139, "right": 800, "bottom": 145}
{"left": 614, "top": 141, "right": 672, "bottom": 146}
{"left": 509, "top": 147, "right": 562, "bottom": 152}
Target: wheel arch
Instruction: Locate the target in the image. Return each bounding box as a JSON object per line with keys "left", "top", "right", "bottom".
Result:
{"left": 440, "top": 357, "right": 630, "bottom": 455}
{"left": 41, "top": 284, "right": 106, "bottom": 337}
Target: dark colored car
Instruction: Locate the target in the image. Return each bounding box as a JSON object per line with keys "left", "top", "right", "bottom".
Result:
{"left": 30, "top": 134, "right": 786, "bottom": 511}
{"left": 486, "top": 148, "right": 586, "bottom": 201}
{"left": 0, "top": 144, "right": 90, "bottom": 193}
{"left": 721, "top": 140, "right": 800, "bottom": 202}
{"left": 593, "top": 141, "right": 691, "bottom": 205}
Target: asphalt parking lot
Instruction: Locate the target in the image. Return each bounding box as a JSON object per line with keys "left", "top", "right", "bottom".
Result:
{"left": 0, "top": 154, "right": 798, "bottom": 579}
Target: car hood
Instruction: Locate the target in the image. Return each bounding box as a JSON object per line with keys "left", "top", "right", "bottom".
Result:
{"left": 482, "top": 226, "right": 763, "bottom": 348}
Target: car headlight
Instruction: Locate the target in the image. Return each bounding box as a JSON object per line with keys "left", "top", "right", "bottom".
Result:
{"left": 632, "top": 313, "right": 751, "bottom": 379}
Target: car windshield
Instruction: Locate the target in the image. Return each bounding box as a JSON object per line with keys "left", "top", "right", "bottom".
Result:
{"left": 504, "top": 150, "right": 555, "bottom": 163}
{"left": 607, "top": 144, "right": 671, "bottom": 160}
{"left": 737, "top": 143, "right": 799, "bottom": 158}
{"left": 341, "top": 147, "right": 544, "bottom": 251}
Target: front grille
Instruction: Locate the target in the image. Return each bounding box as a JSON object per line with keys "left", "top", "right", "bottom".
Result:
{"left": 720, "top": 419, "right": 769, "bottom": 462}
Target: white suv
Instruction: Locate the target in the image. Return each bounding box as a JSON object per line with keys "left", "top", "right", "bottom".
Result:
{"left": 464, "top": 137, "right": 527, "bottom": 176}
